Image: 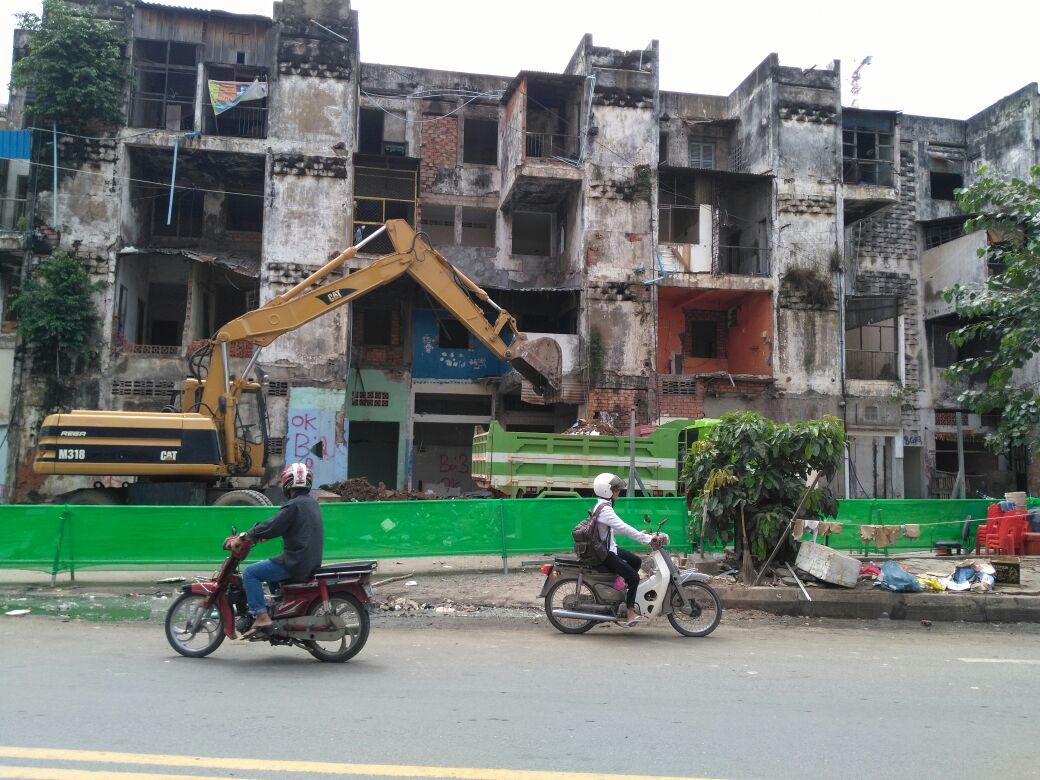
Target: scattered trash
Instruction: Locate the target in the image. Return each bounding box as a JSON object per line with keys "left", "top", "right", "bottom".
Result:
{"left": 4, "top": 609, "right": 30, "bottom": 617}
{"left": 156, "top": 577, "right": 185, "bottom": 584}
{"left": 405, "top": 580, "right": 418, "bottom": 587}
{"left": 876, "top": 561, "right": 922, "bottom": 592}
{"left": 921, "top": 619, "right": 932, "bottom": 628}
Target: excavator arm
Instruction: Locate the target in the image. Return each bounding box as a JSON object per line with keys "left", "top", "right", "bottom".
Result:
{"left": 196, "top": 220, "right": 561, "bottom": 472}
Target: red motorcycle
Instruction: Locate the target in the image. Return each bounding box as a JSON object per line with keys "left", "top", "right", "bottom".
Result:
{"left": 164, "top": 529, "right": 375, "bottom": 662}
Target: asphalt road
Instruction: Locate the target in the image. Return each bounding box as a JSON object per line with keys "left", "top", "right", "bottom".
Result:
{"left": 1, "top": 613, "right": 1039, "bottom": 780}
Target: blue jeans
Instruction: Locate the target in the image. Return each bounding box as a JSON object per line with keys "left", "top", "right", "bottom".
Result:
{"left": 243, "top": 558, "right": 290, "bottom": 616}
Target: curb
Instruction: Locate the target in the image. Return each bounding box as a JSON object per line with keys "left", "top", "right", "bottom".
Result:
{"left": 717, "top": 586, "right": 1040, "bottom": 622}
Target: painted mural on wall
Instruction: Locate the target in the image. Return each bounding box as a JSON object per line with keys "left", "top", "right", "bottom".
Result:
{"left": 286, "top": 387, "right": 348, "bottom": 487}
{"left": 412, "top": 308, "right": 508, "bottom": 380}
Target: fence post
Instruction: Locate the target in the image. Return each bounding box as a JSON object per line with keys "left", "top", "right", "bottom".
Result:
{"left": 498, "top": 499, "right": 509, "bottom": 574}
{"left": 50, "top": 508, "right": 71, "bottom": 586}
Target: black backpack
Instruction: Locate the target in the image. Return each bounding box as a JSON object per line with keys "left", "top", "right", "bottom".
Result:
{"left": 572, "top": 503, "right": 609, "bottom": 564}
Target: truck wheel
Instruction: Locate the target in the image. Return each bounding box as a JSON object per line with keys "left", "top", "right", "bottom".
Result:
{"left": 211, "top": 489, "right": 273, "bottom": 507}
{"left": 65, "top": 489, "right": 120, "bottom": 505}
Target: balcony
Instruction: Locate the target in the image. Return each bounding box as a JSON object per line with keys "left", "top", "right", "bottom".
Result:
{"left": 206, "top": 104, "right": 268, "bottom": 139}
{"left": 656, "top": 205, "right": 772, "bottom": 285}
{"left": 921, "top": 230, "right": 987, "bottom": 319}
{"left": 846, "top": 349, "right": 898, "bottom": 381}
{"left": 525, "top": 132, "right": 579, "bottom": 161}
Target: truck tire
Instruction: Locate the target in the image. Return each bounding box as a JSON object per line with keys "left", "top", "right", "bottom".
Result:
{"left": 211, "top": 489, "right": 273, "bottom": 507}
{"left": 65, "top": 489, "right": 121, "bottom": 505}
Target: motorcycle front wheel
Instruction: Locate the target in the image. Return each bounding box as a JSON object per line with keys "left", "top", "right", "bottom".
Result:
{"left": 544, "top": 578, "right": 600, "bottom": 634}
{"left": 165, "top": 593, "right": 226, "bottom": 658}
{"left": 666, "top": 581, "right": 722, "bottom": 637}
{"left": 305, "top": 594, "right": 370, "bottom": 662}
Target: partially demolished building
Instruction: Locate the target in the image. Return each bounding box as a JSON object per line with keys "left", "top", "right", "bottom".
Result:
{"left": 4, "top": 0, "right": 1039, "bottom": 501}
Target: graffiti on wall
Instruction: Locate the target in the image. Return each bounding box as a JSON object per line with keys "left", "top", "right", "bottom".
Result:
{"left": 412, "top": 446, "right": 476, "bottom": 496}
{"left": 285, "top": 405, "right": 348, "bottom": 488}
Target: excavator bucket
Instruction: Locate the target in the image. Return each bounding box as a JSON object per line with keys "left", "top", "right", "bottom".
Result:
{"left": 507, "top": 336, "right": 562, "bottom": 402}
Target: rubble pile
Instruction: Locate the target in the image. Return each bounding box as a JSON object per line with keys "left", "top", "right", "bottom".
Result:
{"left": 563, "top": 418, "right": 621, "bottom": 436}
{"left": 320, "top": 478, "right": 436, "bottom": 501}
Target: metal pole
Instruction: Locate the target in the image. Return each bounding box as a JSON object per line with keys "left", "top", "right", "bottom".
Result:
{"left": 51, "top": 123, "right": 58, "bottom": 227}
{"left": 956, "top": 411, "right": 966, "bottom": 499}
{"left": 628, "top": 408, "right": 636, "bottom": 497}
{"left": 167, "top": 136, "right": 180, "bottom": 225}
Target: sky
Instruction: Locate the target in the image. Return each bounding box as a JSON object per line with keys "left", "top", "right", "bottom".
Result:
{"left": 2, "top": 0, "right": 1039, "bottom": 120}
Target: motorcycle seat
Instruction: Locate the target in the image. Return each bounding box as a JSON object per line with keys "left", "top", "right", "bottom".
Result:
{"left": 280, "top": 560, "right": 378, "bottom": 586}
{"left": 553, "top": 555, "right": 611, "bottom": 573}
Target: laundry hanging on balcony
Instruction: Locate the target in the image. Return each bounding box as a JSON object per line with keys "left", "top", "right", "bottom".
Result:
{"left": 207, "top": 78, "right": 268, "bottom": 115}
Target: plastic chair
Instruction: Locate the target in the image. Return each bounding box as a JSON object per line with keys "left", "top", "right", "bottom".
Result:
{"left": 975, "top": 503, "right": 1005, "bottom": 555}
{"left": 978, "top": 514, "right": 1004, "bottom": 556}
{"left": 998, "top": 512, "right": 1029, "bottom": 556}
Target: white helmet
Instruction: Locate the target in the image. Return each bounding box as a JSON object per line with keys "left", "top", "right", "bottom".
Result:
{"left": 593, "top": 472, "right": 625, "bottom": 499}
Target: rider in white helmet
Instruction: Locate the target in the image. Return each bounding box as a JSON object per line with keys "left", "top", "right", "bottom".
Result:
{"left": 591, "top": 472, "right": 670, "bottom": 626}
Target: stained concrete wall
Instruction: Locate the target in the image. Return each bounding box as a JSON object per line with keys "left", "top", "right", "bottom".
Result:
{"left": 967, "top": 84, "right": 1039, "bottom": 180}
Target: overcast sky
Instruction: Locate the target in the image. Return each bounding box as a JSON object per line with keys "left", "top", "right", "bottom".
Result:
{"left": 2, "top": 0, "right": 1038, "bottom": 120}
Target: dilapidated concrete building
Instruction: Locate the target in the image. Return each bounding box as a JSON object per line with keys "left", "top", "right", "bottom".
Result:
{"left": 4, "top": 0, "right": 1039, "bottom": 501}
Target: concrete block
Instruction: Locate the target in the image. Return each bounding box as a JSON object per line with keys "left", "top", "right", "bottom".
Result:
{"left": 795, "top": 541, "right": 860, "bottom": 588}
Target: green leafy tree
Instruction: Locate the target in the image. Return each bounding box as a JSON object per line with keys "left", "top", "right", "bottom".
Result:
{"left": 941, "top": 165, "right": 1040, "bottom": 454}
{"left": 11, "top": 0, "right": 128, "bottom": 131}
{"left": 12, "top": 252, "right": 103, "bottom": 371}
{"left": 683, "top": 412, "right": 845, "bottom": 563}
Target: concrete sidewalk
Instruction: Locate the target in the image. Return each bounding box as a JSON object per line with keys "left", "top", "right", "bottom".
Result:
{"left": 2, "top": 552, "right": 1040, "bottom": 624}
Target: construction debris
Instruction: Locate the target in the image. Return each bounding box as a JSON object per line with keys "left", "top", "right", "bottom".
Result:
{"left": 319, "top": 478, "right": 437, "bottom": 501}
{"left": 563, "top": 418, "right": 621, "bottom": 436}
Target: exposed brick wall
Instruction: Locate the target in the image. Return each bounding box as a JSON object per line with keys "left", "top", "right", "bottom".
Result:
{"left": 587, "top": 387, "right": 650, "bottom": 428}
{"left": 272, "top": 154, "right": 348, "bottom": 178}
{"left": 352, "top": 306, "right": 405, "bottom": 368}
{"left": 420, "top": 114, "right": 458, "bottom": 193}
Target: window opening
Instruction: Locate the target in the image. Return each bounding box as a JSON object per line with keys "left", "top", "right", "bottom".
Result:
{"left": 463, "top": 118, "right": 498, "bottom": 165}
{"left": 924, "top": 219, "right": 965, "bottom": 249}
{"left": 842, "top": 128, "right": 894, "bottom": 185}
{"left": 362, "top": 308, "right": 393, "bottom": 346}
{"left": 686, "top": 317, "right": 721, "bottom": 359}
{"left": 930, "top": 172, "right": 963, "bottom": 201}
{"left": 460, "top": 207, "right": 495, "bottom": 248}
{"left": 420, "top": 204, "right": 455, "bottom": 246}
{"left": 845, "top": 296, "right": 898, "bottom": 380}
{"left": 512, "top": 211, "right": 553, "bottom": 256}
{"left": 130, "top": 39, "right": 198, "bottom": 131}
{"left": 226, "top": 192, "right": 263, "bottom": 232}
{"left": 688, "top": 141, "right": 715, "bottom": 170}
{"left": 437, "top": 319, "right": 469, "bottom": 349}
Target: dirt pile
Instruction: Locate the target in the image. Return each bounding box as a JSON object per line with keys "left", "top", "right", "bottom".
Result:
{"left": 320, "top": 478, "right": 436, "bottom": 501}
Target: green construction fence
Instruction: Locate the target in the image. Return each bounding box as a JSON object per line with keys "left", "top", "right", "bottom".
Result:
{"left": 0, "top": 497, "right": 689, "bottom": 575}
{"left": 0, "top": 497, "right": 1028, "bottom": 576}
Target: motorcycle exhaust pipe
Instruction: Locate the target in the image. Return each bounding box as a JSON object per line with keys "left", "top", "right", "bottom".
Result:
{"left": 552, "top": 609, "right": 619, "bottom": 623}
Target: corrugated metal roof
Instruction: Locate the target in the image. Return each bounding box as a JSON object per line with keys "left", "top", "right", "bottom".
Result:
{"left": 0, "top": 130, "right": 31, "bottom": 160}
{"left": 119, "top": 246, "right": 260, "bottom": 277}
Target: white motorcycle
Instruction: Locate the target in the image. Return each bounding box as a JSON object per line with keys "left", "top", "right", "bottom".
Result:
{"left": 539, "top": 518, "right": 722, "bottom": 636}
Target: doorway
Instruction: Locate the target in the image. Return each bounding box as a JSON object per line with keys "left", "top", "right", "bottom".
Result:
{"left": 347, "top": 421, "right": 400, "bottom": 488}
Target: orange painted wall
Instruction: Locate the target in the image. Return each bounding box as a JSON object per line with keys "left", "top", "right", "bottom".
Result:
{"left": 657, "top": 289, "right": 773, "bottom": 376}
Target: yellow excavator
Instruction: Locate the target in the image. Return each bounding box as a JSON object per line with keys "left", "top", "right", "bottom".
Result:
{"left": 33, "top": 220, "right": 562, "bottom": 505}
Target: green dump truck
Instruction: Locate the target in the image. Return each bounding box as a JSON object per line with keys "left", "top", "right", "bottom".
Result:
{"left": 471, "top": 418, "right": 719, "bottom": 498}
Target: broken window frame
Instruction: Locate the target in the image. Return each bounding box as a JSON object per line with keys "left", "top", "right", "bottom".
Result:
{"left": 130, "top": 39, "right": 199, "bottom": 131}
{"left": 352, "top": 159, "right": 419, "bottom": 255}
{"left": 842, "top": 128, "right": 894, "bottom": 186}
{"left": 460, "top": 207, "right": 495, "bottom": 248}
{"left": 436, "top": 318, "right": 470, "bottom": 349}
{"left": 845, "top": 296, "right": 899, "bottom": 381}
{"left": 420, "top": 204, "right": 456, "bottom": 247}
{"left": 150, "top": 187, "right": 204, "bottom": 239}
{"left": 225, "top": 191, "right": 264, "bottom": 233}
{"left": 683, "top": 311, "right": 726, "bottom": 361}
{"left": 923, "top": 219, "right": 966, "bottom": 250}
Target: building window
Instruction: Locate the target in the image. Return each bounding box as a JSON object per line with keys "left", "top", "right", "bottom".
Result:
{"left": 421, "top": 204, "right": 455, "bottom": 246}
{"left": 353, "top": 159, "right": 418, "bottom": 255}
{"left": 924, "top": 219, "right": 965, "bottom": 249}
{"left": 659, "top": 132, "right": 668, "bottom": 164}
{"left": 929, "top": 315, "right": 997, "bottom": 368}
{"left": 930, "top": 171, "right": 963, "bottom": 201}
{"left": 205, "top": 64, "right": 269, "bottom": 139}
{"left": 358, "top": 108, "right": 407, "bottom": 156}
{"left": 688, "top": 141, "right": 715, "bottom": 170}
{"left": 130, "top": 39, "right": 198, "bottom": 131}
{"left": 152, "top": 189, "right": 203, "bottom": 238}
{"left": 845, "top": 296, "right": 898, "bottom": 380}
{"left": 437, "top": 319, "right": 469, "bottom": 349}
{"left": 226, "top": 192, "right": 263, "bottom": 232}
{"left": 842, "top": 128, "right": 894, "bottom": 186}
{"left": 512, "top": 211, "right": 553, "bottom": 256}
{"left": 460, "top": 207, "right": 495, "bottom": 248}
{"left": 362, "top": 309, "right": 393, "bottom": 346}
{"left": 684, "top": 312, "right": 726, "bottom": 360}
{"left": 463, "top": 118, "right": 497, "bottom": 165}
{"left": 659, "top": 205, "right": 700, "bottom": 244}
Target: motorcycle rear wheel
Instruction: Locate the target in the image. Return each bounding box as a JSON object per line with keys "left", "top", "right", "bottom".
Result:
{"left": 305, "top": 594, "right": 370, "bottom": 662}
{"left": 544, "top": 578, "right": 600, "bottom": 634}
{"left": 666, "top": 581, "right": 722, "bottom": 637}
{"left": 165, "top": 593, "right": 226, "bottom": 658}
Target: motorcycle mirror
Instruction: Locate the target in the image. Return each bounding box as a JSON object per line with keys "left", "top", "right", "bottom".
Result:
{"left": 643, "top": 514, "right": 651, "bottom": 524}
{"left": 658, "top": 518, "right": 668, "bottom": 528}
{"left": 231, "top": 526, "right": 238, "bottom": 535}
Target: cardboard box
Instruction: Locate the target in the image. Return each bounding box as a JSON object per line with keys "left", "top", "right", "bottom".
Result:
{"left": 991, "top": 556, "right": 1021, "bottom": 584}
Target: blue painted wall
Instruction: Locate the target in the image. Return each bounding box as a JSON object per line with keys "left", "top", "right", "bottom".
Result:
{"left": 412, "top": 308, "right": 509, "bottom": 380}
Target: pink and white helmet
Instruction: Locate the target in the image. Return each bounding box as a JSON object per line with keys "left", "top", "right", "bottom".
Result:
{"left": 280, "top": 462, "right": 314, "bottom": 495}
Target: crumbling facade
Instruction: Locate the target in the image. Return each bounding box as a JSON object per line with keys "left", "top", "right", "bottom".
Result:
{"left": 4, "top": 0, "right": 1039, "bottom": 501}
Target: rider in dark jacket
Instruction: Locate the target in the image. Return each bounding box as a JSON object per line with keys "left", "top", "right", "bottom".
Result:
{"left": 234, "top": 463, "right": 324, "bottom": 635}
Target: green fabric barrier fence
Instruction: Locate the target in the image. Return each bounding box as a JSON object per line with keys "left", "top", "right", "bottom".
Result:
{"left": 0, "top": 497, "right": 691, "bottom": 575}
